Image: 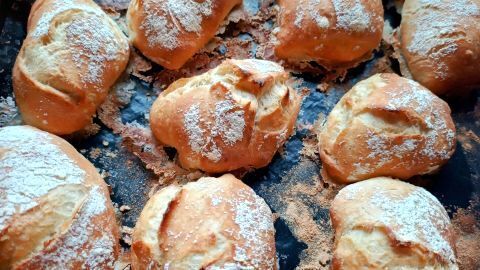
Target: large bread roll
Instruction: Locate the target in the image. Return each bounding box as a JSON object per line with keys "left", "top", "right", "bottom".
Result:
{"left": 131, "top": 174, "right": 277, "bottom": 269}
{"left": 150, "top": 59, "right": 301, "bottom": 173}
{"left": 319, "top": 73, "right": 456, "bottom": 183}
{"left": 0, "top": 125, "right": 119, "bottom": 269}
{"left": 13, "top": 0, "right": 130, "bottom": 135}
{"left": 399, "top": 0, "right": 480, "bottom": 96}
{"left": 330, "top": 177, "right": 458, "bottom": 269}
{"left": 127, "top": 0, "right": 241, "bottom": 70}
{"left": 275, "top": 0, "right": 384, "bottom": 69}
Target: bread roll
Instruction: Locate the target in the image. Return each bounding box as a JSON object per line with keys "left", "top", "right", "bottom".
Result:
{"left": 127, "top": 0, "right": 241, "bottom": 70}
{"left": 330, "top": 177, "right": 458, "bottom": 269}
{"left": 399, "top": 0, "right": 480, "bottom": 96}
{"left": 274, "top": 0, "right": 384, "bottom": 69}
{"left": 150, "top": 59, "right": 301, "bottom": 173}
{"left": 0, "top": 125, "right": 119, "bottom": 269}
{"left": 319, "top": 73, "right": 456, "bottom": 183}
{"left": 13, "top": 0, "right": 130, "bottom": 135}
{"left": 131, "top": 174, "right": 277, "bottom": 269}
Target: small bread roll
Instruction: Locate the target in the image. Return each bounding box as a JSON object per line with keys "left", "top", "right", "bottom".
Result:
{"left": 274, "top": 0, "right": 384, "bottom": 69}
{"left": 330, "top": 177, "right": 458, "bottom": 269}
{"left": 319, "top": 73, "right": 456, "bottom": 183}
{"left": 131, "top": 174, "right": 277, "bottom": 269}
{"left": 150, "top": 59, "right": 301, "bottom": 173}
{"left": 0, "top": 125, "right": 119, "bottom": 269}
{"left": 400, "top": 0, "right": 480, "bottom": 96}
{"left": 13, "top": 0, "right": 130, "bottom": 135}
{"left": 127, "top": 0, "right": 241, "bottom": 70}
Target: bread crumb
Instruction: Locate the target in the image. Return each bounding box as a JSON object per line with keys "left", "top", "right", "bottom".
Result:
{"left": 119, "top": 205, "right": 131, "bottom": 212}
{"left": 121, "top": 226, "right": 134, "bottom": 246}
{"left": 89, "top": 148, "right": 102, "bottom": 160}
{"left": 316, "top": 82, "right": 329, "bottom": 92}
{"left": 0, "top": 96, "right": 18, "bottom": 126}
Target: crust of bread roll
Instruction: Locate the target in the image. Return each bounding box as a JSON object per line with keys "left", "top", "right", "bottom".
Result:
{"left": 150, "top": 59, "right": 301, "bottom": 173}
{"left": 13, "top": 0, "right": 130, "bottom": 135}
{"left": 330, "top": 177, "right": 458, "bottom": 269}
{"left": 131, "top": 174, "right": 277, "bottom": 270}
{"left": 399, "top": 0, "right": 480, "bottom": 96}
{"left": 274, "top": 0, "right": 384, "bottom": 69}
{"left": 127, "top": 0, "right": 241, "bottom": 70}
{"left": 0, "top": 125, "right": 119, "bottom": 270}
{"left": 319, "top": 73, "right": 456, "bottom": 183}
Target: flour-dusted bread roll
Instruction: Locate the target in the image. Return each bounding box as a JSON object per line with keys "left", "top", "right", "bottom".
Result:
{"left": 330, "top": 177, "right": 458, "bottom": 269}
{"left": 319, "top": 73, "right": 456, "bottom": 183}
{"left": 150, "top": 59, "right": 301, "bottom": 173}
{"left": 400, "top": 0, "right": 480, "bottom": 96}
{"left": 131, "top": 174, "right": 277, "bottom": 269}
{"left": 13, "top": 0, "right": 130, "bottom": 135}
{"left": 0, "top": 125, "right": 119, "bottom": 269}
{"left": 127, "top": 0, "right": 241, "bottom": 70}
{"left": 274, "top": 0, "right": 384, "bottom": 69}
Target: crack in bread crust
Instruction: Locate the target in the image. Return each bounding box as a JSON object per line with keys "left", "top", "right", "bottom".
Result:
{"left": 319, "top": 73, "right": 456, "bottom": 183}
{"left": 13, "top": 0, "right": 130, "bottom": 135}
{"left": 0, "top": 125, "right": 119, "bottom": 269}
{"left": 331, "top": 178, "right": 458, "bottom": 269}
{"left": 150, "top": 59, "right": 301, "bottom": 173}
{"left": 132, "top": 174, "right": 277, "bottom": 269}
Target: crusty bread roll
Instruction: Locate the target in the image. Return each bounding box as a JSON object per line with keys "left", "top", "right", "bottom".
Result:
{"left": 319, "top": 73, "right": 456, "bottom": 183}
{"left": 330, "top": 177, "right": 458, "bottom": 269}
{"left": 150, "top": 59, "right": 301, "bottom": 173}
{"left": 131, "top": 174, "right": 277, "bottom": 269}
{"left": 127, "top": 0, "right": 241, "bottom": 70}
{"left": 274, "top": 0, "right": 384, "bottom": 69}
{"left": 13, "top": 0, "right": 130, "bottom": 135}
{"left": 399, "top": 0, "right": 480, "bottom": 96}
{"left": 0, "top": 125, "right": 119, "bottom": 269}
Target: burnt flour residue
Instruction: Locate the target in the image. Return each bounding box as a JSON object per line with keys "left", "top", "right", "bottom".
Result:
{"left": 452, "top": 197, "right": 480, "bottom": 270}
{"left": 257, "top": 159, "right": 341, "bottom": 269}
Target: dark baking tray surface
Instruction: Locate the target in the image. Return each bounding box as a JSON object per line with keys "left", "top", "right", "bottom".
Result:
{"left": 1, "top": 0, "right": 479, "bottom": 269}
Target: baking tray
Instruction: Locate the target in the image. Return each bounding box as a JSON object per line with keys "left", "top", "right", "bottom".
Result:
{"left": 1, "top": 0, "right": 479, "bottom": 269}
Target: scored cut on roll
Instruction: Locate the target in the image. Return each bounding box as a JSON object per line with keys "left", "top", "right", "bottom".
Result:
{"left": 131, "top": 174, "right": 277, "bottom": 269}
{"left": 319, "top": 73, "right": 456, "bottom": 183}
{"left": 274, "top": 0, "right": 384, "bottom": 69}
{"left": 330, "top": 177, "right": 458, "bottom": 269}
{"left": 13, "top": 0, "right": 130, "bottom": 135}
{"left": 399, "top": 0, "right": 480, "bottom": 96}
{"left": 0, "top": 125, "right": 119, "bottom": 269}
{"left": 127, "top": 0, "right": 241, "bottom": 70}
{"left": 149, "top": 58, "right": 302, "bottom": 173}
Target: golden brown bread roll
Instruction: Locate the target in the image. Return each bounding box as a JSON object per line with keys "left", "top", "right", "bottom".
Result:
{"left": 13, "top": 0, "right": 130, "bottom": 135}
{"left": 319, "top": 73, "right": 456, "bottom": 183}
{"left": 399, "top": 0, "right": 480, "bottom": 96}
{"left": 330, "top": 177, "right": 458, "bottom": 269}
{"left": 0, "top": 125, "right": 119, "bottom": 269}
{"left": 150, "top": 59, "right": 301, "bottom": 173}
{"left": 274, "top": 0, "right": 384, "bottom": 69}
{"left": 131, "top": 174, "right": 277, "bottom": 269}
{"left": 127, "top": 0, "right": 241, "bottom": 70}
